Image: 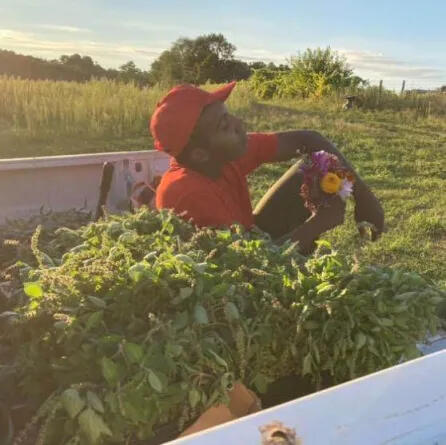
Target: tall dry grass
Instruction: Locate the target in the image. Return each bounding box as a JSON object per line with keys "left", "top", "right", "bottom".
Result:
{"left": 0, "top": 77, "right": 165, "bottom": 137}
{"left": 0, "top": 75, "right": 443, "bottom": 144}
{"left": 353, "top": 87, "right": 446, "bottom": 117}
{"left": 0, "top": 77, "right": 256, "bottom": 140}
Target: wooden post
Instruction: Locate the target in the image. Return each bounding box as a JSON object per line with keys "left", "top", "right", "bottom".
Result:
{"left": 400, "top": 80, "right": 406, "bottom": 95}
{"left": 377, "top": 80, "right": 383, "bottom": 107}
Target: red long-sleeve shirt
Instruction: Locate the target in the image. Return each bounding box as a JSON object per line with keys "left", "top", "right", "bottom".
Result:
{"left": 156, "top": 132, "right": 278, "bottom": 228}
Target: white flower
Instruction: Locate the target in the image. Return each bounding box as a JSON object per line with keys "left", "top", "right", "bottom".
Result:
{"left": 338, "top": 180, "right": 354, "bottom": 200}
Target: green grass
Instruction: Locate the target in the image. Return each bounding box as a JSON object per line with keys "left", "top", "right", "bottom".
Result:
{"left": 1, "top": 78, "right": 445, "bottom": 285}
{"left": 246, "top": 102, "right": 446, "bottom": 285}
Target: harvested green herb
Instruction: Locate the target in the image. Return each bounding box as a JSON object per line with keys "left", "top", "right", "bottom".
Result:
{"left": 2, "top": 208, "right": 444, "bottom": 444}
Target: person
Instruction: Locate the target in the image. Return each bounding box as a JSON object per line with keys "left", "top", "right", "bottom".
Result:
{"left": 148, "top": 81, "right": 384, "bottom": 254}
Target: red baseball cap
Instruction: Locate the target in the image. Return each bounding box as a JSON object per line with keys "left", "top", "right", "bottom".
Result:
{"left": 150, "top": 81, "right": 236, "bottom": 157}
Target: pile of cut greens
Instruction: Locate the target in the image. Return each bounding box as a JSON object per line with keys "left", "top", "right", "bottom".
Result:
{"left": 1, "top": 208, "right": 444, "bottom": 444}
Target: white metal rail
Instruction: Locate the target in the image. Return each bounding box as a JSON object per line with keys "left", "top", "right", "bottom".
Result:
{"left": 169, "top": 351, "right": 446, "bottom": 445}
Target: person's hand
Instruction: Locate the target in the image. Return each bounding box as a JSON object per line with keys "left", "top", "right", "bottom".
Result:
{"left": 354, "top": 186, "right": 384, "bottom": 241}
{"left": 282, "top": 196, "right": 345, "bottom": 254}
{"left": 312, "top": 195, "right": 346, "bottom": 233}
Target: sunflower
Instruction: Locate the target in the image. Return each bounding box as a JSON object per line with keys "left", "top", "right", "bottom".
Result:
{"left": 320, "top": 172, "right": 342, "bottom": 194}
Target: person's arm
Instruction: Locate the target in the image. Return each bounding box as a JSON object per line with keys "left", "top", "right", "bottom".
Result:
{"left": 236, "top": 133, "right": 279, "bottom": 176}
{"left": 275, "top": 195, "right": 346, "bottom": 254}
{"left": 275, "top": 130, "right": 384, "bottom": 240}
{"left": 276, "top": 130, "right": 363, "bottom": 189}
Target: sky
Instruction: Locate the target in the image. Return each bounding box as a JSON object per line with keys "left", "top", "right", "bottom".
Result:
{"left": 1, "top": 0, "right": 445, "bottom": 89}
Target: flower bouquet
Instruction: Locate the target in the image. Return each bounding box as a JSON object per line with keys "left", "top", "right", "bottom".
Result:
{"left": 299, "top": 150, "right": 355, "bottom": 212}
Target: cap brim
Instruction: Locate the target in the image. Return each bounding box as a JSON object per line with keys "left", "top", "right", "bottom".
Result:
{"left": 207, "top": 81, "right": 236, "bottom": 104}
{"left": 154, "top": 139, "right": 164, "bottom": 152}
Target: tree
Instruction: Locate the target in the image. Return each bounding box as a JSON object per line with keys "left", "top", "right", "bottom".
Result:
{"left": 149, "top": 33, "right": 239, "bottom": 85}
{"left": 0, "top": 49, "right": 96, "bottom": 82}
{"left": 116, "top": 61, "right": 150, "bottom": 86}
{"left": 0, "top": 50, "right": 154, "bottom": 85}
{"left": 249, "top": 61, "right": 267, "bottom": 70}
{"left": 221, "top": 59, "right": 251, "bottom": 81}
{"left": 59, "top": 54, "right": 106, "bottom": 80}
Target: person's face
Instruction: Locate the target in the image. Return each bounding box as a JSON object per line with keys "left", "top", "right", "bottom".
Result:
{"left": 192, "top": 101, "right": 247, "bottom": 163}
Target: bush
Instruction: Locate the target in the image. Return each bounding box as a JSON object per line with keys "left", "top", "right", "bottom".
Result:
{"left": 249, "top": 47, "right": 364, "bottom": 100}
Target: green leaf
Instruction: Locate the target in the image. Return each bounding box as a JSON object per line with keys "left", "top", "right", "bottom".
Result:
{"left": 194, "top": 262, "right": 208, "bottom": 274}
{"left": 194, "top": 305, "right": 209, "bottom": 324}
{"left": 355, "top": 332, "right": 367, "bottom": 350}
{"left": 173, "top": 287, "right": 193, "bottom": 305}
{"left": 87, "top": 296, "right": 106, "bottom": 308}
{"left": 101, "top": 357, "right": 119, "bottom": 386}
{"left": 180, "top": 287, "right": 193, "bottom": 300}
{"left": 316, "top": 282, "right": 335, "bottom": 295}
{"left": 189, "top": 389, "right": 201, "bottom": 408}
{"left": 175, "top": 254, "right": 195, "bottom": 265}
{"left": 224, "top": 302, "right": 240, "bottom": 321}
{"left": 78, "top": 408, "right": 112, "bottom": 444}
{"left": 166, "top": 343, "right": 183, "bottom": 357}
{"left": 120, "top": 390, "right": 149, "bottom": 422}
{"left": 24, "top": 282, "right": 43, "bottom": 299}
{"left": 379, "top": 318, "right": 394, "bottom": 327}
{"left": 87, "top": 391, "right": 104, "bottom": 413}
{"left": 128, "top": 263, "right": 149, "bottom": 283}
{"left": 148, "top": 369, "right": 163, "bottom": 393}
{"left": 253, "top": 374, "right": 269, "bottom": 394}
{"left": 85, "top": 311, "right": 103, "bottom": 330}
{"left": 404, "top": 344, "right": 422, "bottom": 360}
{"left": 61, "top": 388, "right": 85, "bottom": 419}
{"left": 315, "top": 239, "right": 331, "bottom": 249}
{"left": 430, "top": 296, "right": 444, "bottom": 304}
{"left": 143, "top": 251, "right": 157, "bottom": 262}
{"left": 119, "top": 231, "right": 138, "bottom": 244}
{"left": 302, "top": 352, "right": 312, "bottom": 376}
{"left": 208, "top": 350, "right": 228, "bottom": 369}
{"left": 124, "top": 342, "right": 144, "bottom": 364}
{"left": 173, "top": 311, "right": 188, "bottom": 331}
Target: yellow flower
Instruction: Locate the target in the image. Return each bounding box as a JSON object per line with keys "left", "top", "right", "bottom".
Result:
{"left": 320, "top": 173, "right": 342, "bottom": 194}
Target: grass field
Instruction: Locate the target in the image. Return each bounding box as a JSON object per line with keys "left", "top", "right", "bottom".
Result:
{"left": 1, "top": 77, "right": 445, "bottom": 285}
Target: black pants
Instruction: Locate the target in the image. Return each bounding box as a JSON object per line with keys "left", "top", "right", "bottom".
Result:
{"left": 253, "top": 160, "right": 311, "bottom": 240}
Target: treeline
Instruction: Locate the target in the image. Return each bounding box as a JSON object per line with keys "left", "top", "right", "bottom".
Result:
{"left": 0, "top": 50, "right": 151, "bottom": 85}
{"left": 0, "top": 33, "right": 288, "bottom": 86}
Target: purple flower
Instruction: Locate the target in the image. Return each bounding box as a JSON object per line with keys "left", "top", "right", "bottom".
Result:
{"left": 311, "top": 150, "right": 332, "bottom": 174}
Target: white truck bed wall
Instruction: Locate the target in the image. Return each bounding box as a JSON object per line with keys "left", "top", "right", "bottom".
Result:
{"left": 169, "top": 350, "right": 446, "bottom": 445}
{"left": 0, "top": 150, "right": 169, "bottom": 223}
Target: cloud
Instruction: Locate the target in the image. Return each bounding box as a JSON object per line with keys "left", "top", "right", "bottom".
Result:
{"left": 339, "top": 49, "right": 446, "bottom": 83}
{"left": 0, "top": 29, "right": 163, "bottom": 68}
{"left": 35, "top": 25, "right": 91, "bottom": 33}
{"left": 120, "top": 22, "right": 187, "bottom": 33}
{"left": 236, "top": 48, "right": 288, "bottom": 64}
{"left": 1, "top": 28, "right": 444, "bottom": 87}
{"left": 0, "top": 27, "right": 290, "bottom": 68}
